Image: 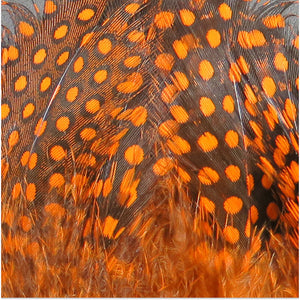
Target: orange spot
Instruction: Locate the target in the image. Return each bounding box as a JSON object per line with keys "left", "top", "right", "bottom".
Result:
{"left": 50, "top": 145, "right": 66, "bottom": 161}
{"left": 161, "top": 84, "right": 177, "bottom": 103}
{"left": 266, "top": 202, "right": 280, "bottom": 220}
{"left": 262, "top": 76, "right": 276, "bottom": 97}
{"left": 8, "top": 130, "right": 19, "bottom": 148}
{"left": 223, "top": 226, "right": 240, "bottom": 244}
{"left": 172, "top": 71, "right": 189, "bottom": 90}
{"left": 229, "top": 62, "right": 242, "bottom": 82}
{"left": 244, "top": 84, "right": 257, "bottom": 104}
{"left": 54, "top": 24, "right": 68, "bottom": 40}
{"left": 72, "top": 174, "right": 88, "bottom": 187}
{"left": 170, "top": 105, "right": 189, "bottom": 123}
{"left": 223, "top": 196, "right": 243, "bottom": 214}
{"left": 177, "top": 167, "right": 191, "bottom": 183}
{"left": 14, "top": 75, "right": 27, "bottom": 92}
{"left": 173, "top": 39, "right": 188, "bottom": 59}
{"left": 44, "top": 0, "right": 56, "bottom": 14}
{"left": 218, "top": 3, "right": 232, "bottom": 20}
{"left": 102, "top": 178, "right": 113, "bottom": 197}
{"left": 197, "top": 132, "right": 218, "bottom": 152}
{"left": 124, "top": 145, "right": 144, "bottom": 165}
{"left": 124, "top": 55, "right": 141, "bottom": 68}
{"left": 128, "top": 30, "right": 145, "bottom": 43}
{"left": 249, "top": 120, "right": 262, "bottom": 138}
{"left": 158, "top": 120, "right": 179, "bottom": 138}
{"left": 65, "top": 86, "right": 79, "bottom": 102}
{"left": 155, "top": 53, "right": 174, "bottom": 71}
{"left": 249, "top": 30, "right": 266, "bottom": 47}
{"left": 198, "top": 60, "right": 214, "bottom": 80}
{"left": 259, "top": 156, "right": 276, "bottom": 177}
{"left": 19, "top": 21, "right": 34, "bottom": 36}
{"left": 224, "top": 130, "right": 239, "bottom": 148}
{"left": 200, "top": 196, "right": 215, "bottom": 213}
{"left": 117, "top": 72, "right": 143, "bottom": 93}
{"left": 179, "top": 9, "right": 195, "bottom": 26}
{"left": 285, "top": 98, "right": 296, "bottom": 122}
{"left": 125, "top": 3, "right": 140, "bottom": 14}
{"left": 274, "top": 52, "right": 288, "bottom": 72}
{"left": 263, "top": 14, "right": 285, "bottom": 28}
{"left": 22, "top": 103, "right": 35, "bottom": 119}
{"left": 56, "top": 116, "right": 70, "bottom": 132}
{"left": 21, "top": 151, "right": 30, "bottom": 166}
{"left": 246, "top": 174, "right": 254, "bottom": 196}
{"left": 275, "top": 135, "right": 290, "bottom": 155}
{"left": 34, "top": 118, "right": 47, "bottom": 136}
{"left": 261, "top": 174, "right": 273, "bottom": 190}
{"left": 273, "top": 148, "right": 285, "bottom": 168}
{"left": 290, "top": 132, "right": 299, "bottom": 152}
{"left": 33, "top": 48, "right": 47, "bottom": 64}
{"left": 78, "top": 8, "right": 95, "bottom": 21}
{"left": 153, "top": 158, "right": 174, "bottom": 176}
{"left": 40, "top": 76, "right": 51, "bottom": 92}
{"left": 57, "top": 51, "right": 69, "bottom": 65}
{"left": 44, "top": 203, "right": 66, "bottom": 218}
{"left": 103, "top": 216, "right": 118, "bottom": 238}
{"left": 244, "top": 100, "right": 257, "bottom": 116}
{"left": 292, "top": 36, "right": 299, "bottom": 49}
{"left": 49, "top": 173, "right": 65, "bottom": 188}
{"left": 94, "top": 70, "right": 108, "bottom": 84}
{"left": 28, "top": 153, "right": 37, "bottom": 170}
{"left": 80, "top": 32, "right": 94, "bottom": 46}
{"left": 19, "top": 216, "right": 32, "bottom": 232}
{"left": 2, "top": 103, "right": 10, "bottom": 120}
{"left": 288, "top": 161, "right": 299, "bottom": 183}
{"left": 167, "top": 135, "right": 191, "bottom": 155}
{"left": 199, "top": 97, "right": 215, "bottom": 116}
{"left": 250, "top": 205, "right": 259, "bottom": 224}
{"left": 97, "top": 38, "right": 112, "bottom": 55}
{"left": 237, "top": 56, "right": 249, "bottom": 74}
{"left": 222, "top": 95, "right": 235, "bottom": 113}
{"left": 206, "top": 29, "right": 221, "bottom": 48}
{"left": 26, "top": 183, "right": 36, "bottom": 201}
{"left": 12, "top": 183, "right": 21, "bottom": 199}
{"left": 8, "top": 46, "right": 19, "bottom": 61}
{"left": 73, "top": 56, "right": 84, "bottom": 73}
{"left": 93, "top": 180, "right": 103, "bottom": 198}
{"left": 2, "top": 48, "right": 8, "bottom": 65}
{"left": 154, "top": 11, "right": 175, "bottom": 29}
{"left": 76, "top": 153, "right": 96, "bottom": 167}
{"left": 130, "top": 106, "right": 147, "bottom": 126}
{"left": 80, "top": 128, "right": 96, "bottom": 141}
{"left": 225, "top": 165, "right": 241, "bottom": 182}
{"left": 86, "top": 99, "right": 100, "bottom": 113}
{"left": 198, "top": 167, "right": 220, "bottom": 185}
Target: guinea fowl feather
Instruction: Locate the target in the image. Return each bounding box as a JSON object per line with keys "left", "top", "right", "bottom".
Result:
{"left": 1, "top": 0, "right": 299, "bottom": 297}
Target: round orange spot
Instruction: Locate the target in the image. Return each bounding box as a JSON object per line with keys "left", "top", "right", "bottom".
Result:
{"left": 199, "top": 97, "right": 215, "bottom": 116}
{"left": 166, "top": 135, "right": 191, "bottom": 155}
{"left": 56, "top": 51, "right": 69, "bottom": 65}
{"left": 117, "top": 72, "right": 143, "bottom": 93}
{"left": 154, "top": 11, "right": 175, "bottom": 29}
{"left": 125, "top": 3, "right": 140, "bottom": 14}
{"left": 249, "top": 30, "right": 266, "bottom": 47}
{"left": 94, "top": 69, "right": 108, "bottom": 84}
{"left": 49, "top": 173, "right": 65, "bottom": 188}
{"left": 225, "top": 165, "right": 241, "bottom": 182}
{"left": 86, "top": 99, "right": 100, "bottom": 113}
{"left": 2, "top": 103, "right": 10, "bottom": 120}
{"left": 66, "top": 86, "right": 79, "bottom": 102}
{"left": 224, "top": 196, "right": 243, "bottom": 214}
{"left": 218, "top": 3, "right": 232, "bottom": 20}
{"left": 26, "top": 183, "right": 36, "bottom": 201}
{"left": 285, "top": 98, "right": 296, "bottom": 122}
{"left": 244, "top": 84, "right": 258, "bottom": 104}
{"left": 19, "top": 216, "right": 32, "bottom": 232}
{"left": 44, "top": 0, "right": 57, "bottom": 14}
{"left": 8, "top": 46, "right": 19, "bottom": 61}
{"left": 274, "top": 52, "right": 288, "bottom": 72}
{"left": 158, "top": 120, "right": 179, "bottom": 138}
{"left": 77, "top": 8, "right": 95, "bottom": 21}
{"left": 250, "top": 205, "right": 259, "bottom": 224}
{"left": 261, "top": 174, "right": 273, "bottom": 190}
{"left": 40, "top": 76, "right": 51, "bottom": 92}
{"left": 12, "top": 183, "right": 21, "bottom": 199}
{"left": 179, "top": 9, "right": 195, "bottom": 26}
{"left": 124, "top": 55, "right": 141, "bottom": 68}
{"left": 14, "top": 75, "right": 27, "bottom": 92}
{"left": 153, "top": 157, "right": 174, "bottom": 176}
{"left": 33, "top": 48, "right": 47, "bottom": 64}
{"left": 97, "top": 38, "right": 112, "bottom": 55}
{"left": 22, "top": 103, "right": 35, "bottom": 119}
{"left": 237, "top": 31, "right": 251, "bottom": 48}
{"left": 206, "top": 29, "right": 221, "bottom": 48}
{"left": 155, "top": 53, "right": 174, "bottom": 71}
{"left": 124, "top": 145, "right": 144, "bottom": 165}
{"left": 198, "top": 167, "right": 220, "bottom": 185}
{"left": 266, "top": 202, "right": 280, "bottom": 220}
{"left": 28, "top": 153, "right": 37, "bottom": 170}
{"left": 273, "top": 148, "right": 285, "bottom": 168}
{"left": 222, "top": 95, "right": 235, "bottom": 113}
{"left": 80, "top": 128, "right": 96, "bottom": 141}
{"left": 223, "top": 226, "right": 240, "bottom": 244}
{"left": 161, "top": 84, "right": 177, "bottom": 103}
{"left": 263, "top": 14, "right": 285, "bottom": 28}
{"left": 200, "top": 196, "right": 215, "bottom": 213}
{"left": 275, "top": 135, "right": 290, "bottom": 155}
{"left": 21, "top": 151, "right": 30, "bottom": 166}
{"left": 173, "top": 39, "right": 188, "bottom": 59}
{"left": 177, "top": 167, "right": 191, "bottom": 183}
{"left": 19, "top": 21, "right": 34, "bottom": 36}
{"left": 224, "top": 130, "right": 239, "bottom": 148}
{"left": 50, "top": 145, "right": 66, "bottom": 161}
{"left": 262, "top": 76, "right": 277, "bottom": 98}
{"left": 197, "top": 132, "right": 218, "bottom": 152}
{"left": 34, "top": 118, "right": 47, "bottom": 136}
{"left": 198, "top": 60, "right": 214, "bottom": 80}
{"left": 54, "top": 24, "right": 68, "bottom": 40}
{"left": 44, "top": 203, "right": 66, "bottom": 218}
{"left": 128, "top": 30, "right": 145, "bottom": 43}
{"left": 73, "top": 56, "right": 84, "bottom": 73}
{"left": 56, "top": 116, "right": 70, "bottom": 132}
{"left": 172, "top": 71, "right": 189, "bottom": 90}
{"left": 8, "top": 130, "right": 19, "bottom": 148}
{"left": 170, "top": 105, "right": 189, "bottom": 123}
{"left": 130, "top": 106, "right": 148, "bottom": 126}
